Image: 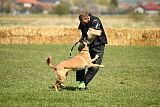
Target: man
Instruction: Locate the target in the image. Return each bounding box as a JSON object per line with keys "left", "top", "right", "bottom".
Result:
{"left": 76, "top": 11, "right": 108, "bottom": 89}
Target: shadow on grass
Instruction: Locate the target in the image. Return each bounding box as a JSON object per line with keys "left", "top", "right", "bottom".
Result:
{"left": 49, "top": 86, "right": 77, "bottom": 91}
{"left": 61, "top": 86, "right": 77, "bottom": 91}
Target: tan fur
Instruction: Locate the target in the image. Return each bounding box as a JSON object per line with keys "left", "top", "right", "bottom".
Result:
{"left": 46, "top": 40, "right": 104, "bottom": 91}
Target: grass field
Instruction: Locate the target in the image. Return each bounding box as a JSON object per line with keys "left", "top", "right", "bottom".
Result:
{"left": 0, "top": 44, "right": 160, "bottom": 106}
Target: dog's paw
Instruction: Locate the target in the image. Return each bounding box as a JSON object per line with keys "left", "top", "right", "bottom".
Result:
{"left": 95, "top": 55, "right": 99, "bottom": 59}
{"left": 60, "top": 84, "right": 65, "bottom": 87}
{"left": 100, "top": 65, "right": 104, "bottom": 67}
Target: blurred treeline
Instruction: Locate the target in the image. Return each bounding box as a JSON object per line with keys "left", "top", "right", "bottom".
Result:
{"left": 0, "top": 0, "right": 160, "bottom": 25}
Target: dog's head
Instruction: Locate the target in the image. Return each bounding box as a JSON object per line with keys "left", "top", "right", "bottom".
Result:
{"left": 78, "top": 38, "right": 90, "bottom": 52}
{"left": 82, "top": 38, "right": 90, "bottom": 46}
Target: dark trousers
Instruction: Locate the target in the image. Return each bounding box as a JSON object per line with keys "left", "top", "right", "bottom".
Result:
{"left": 76, "top": 44, "right": 105, "bottom": 86}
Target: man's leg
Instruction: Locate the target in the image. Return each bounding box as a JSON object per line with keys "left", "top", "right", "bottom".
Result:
{"left": 85, "top": 55, "right": 102, "bottom": 86}
{"left": 76, "top": 69, "right": 85, "bottom": 81}
{"left": 85, "top": 45, "right": 105, "bottom": 86}
{"left": 76, "top": 69, "right": 86, "bottom": 89}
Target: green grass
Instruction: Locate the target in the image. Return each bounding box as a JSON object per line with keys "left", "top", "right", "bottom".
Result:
{"left": 0, "top": 44, "right": 160, "bottom": 106}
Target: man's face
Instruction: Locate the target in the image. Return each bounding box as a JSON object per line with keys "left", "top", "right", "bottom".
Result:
{"left": 80, "top": 16, "right": 90, "bottom": 25}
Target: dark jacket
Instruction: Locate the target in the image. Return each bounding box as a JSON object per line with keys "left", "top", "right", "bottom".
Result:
{"left": 78, "top": 14, "right": 108, "bottom": 49}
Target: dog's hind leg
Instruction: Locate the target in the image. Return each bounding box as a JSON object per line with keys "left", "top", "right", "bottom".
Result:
{"left": 53, "top": 80, "right": 65, "bottom": 91}
{"left": 53, "top": 82, "right": 60, "bottom": 92}
{"left": 53, "top": 74, "right": 66, "bottom": 91}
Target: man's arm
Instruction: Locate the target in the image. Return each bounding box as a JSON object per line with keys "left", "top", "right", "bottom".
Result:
{"left": 87, "top": 18, "right": 102, "bottom": 37}
{"left": 78, "top": 23, "right": 88, "bottom": 42}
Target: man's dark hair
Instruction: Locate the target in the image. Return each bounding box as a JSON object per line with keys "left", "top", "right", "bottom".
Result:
{"left": 79, "top": 11, "right": 89, "bottom": 21}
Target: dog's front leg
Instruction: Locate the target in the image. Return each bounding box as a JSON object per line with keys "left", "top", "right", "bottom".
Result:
{"left": 89, "top": 64, "right": 104, "bottom": 68}
{"left": 91, "top": 55, "right": 99, "bottom": 62}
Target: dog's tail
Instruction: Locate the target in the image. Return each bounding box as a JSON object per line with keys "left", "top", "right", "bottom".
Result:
{"left": 46, "top": 56, "right": 56, "bottom": 69}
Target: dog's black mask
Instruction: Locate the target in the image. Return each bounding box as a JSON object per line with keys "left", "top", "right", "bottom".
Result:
{"left": 78, "top": 39, "right": 90, "bottom": 52}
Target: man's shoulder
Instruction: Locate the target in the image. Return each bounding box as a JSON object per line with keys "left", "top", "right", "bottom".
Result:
{"left": 90, "top": 15, "right": 101, "bottom": 26}
{"left": 90, "top": 14, "right": 100, "bottom": 21}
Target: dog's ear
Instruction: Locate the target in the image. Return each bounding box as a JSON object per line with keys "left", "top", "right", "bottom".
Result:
{"left": 84, "top": 39, "right": 90, "bottom": 46}
{"left": 82, "top": 38, "right": 88, "bottom": 44}
{"left": 86, "top": 40, "right": 90, "bottom": 46}
{"left": 84, "top": 40, "right": 88, "bottom": 46}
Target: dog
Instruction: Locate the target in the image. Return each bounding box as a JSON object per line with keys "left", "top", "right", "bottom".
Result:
{"left": 46, "top": 40, "right": 104, "bottom": 91}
